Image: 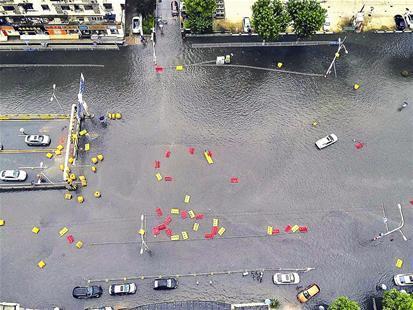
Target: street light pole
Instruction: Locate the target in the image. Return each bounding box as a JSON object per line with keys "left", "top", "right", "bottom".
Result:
{"left": 373, "top": 204, "right": 407, "bottom": 241}
{"left": 139, "top": 214, "right": 151, "bottom": 255}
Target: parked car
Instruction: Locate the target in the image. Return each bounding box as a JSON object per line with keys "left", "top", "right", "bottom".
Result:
{"left": 84, "top": 307, "right": 113, "bottom": 310}
{"left": 153, "top": 277, "right": 178, "bottom": 290}
{"left": 109, "top": 283, "right": 137, "bottom": 296}
{"left": 0, "top": 170, "right": 27, "bottom": 182}
{"left": 272, "top": 272, "right": 300, "bottom": 285}
{"left": 394, "top": 273, "right": 413, "bottom": 286}
{"left": 315, "top": 134, "right": 338, "bottom": 149}
{"left": 404, "top": 12, "right": 413, "bottom": 29}
{"left": 171, "top": 0, "right": 179, "bottom": 17}
{"left": 132, "top": 15, "right": 143, "bottom": 35}
{"left": 323, "top": 16, "right": 331, "bottom": 32}
{"left": 72, "top": 286, "right": 103, "bottom": 299}
{"left": 24, "top": 134, "right": 51, "bottom": 146}
{"left": 394, "top": 15, "right": 406, "bottom": 31}
{"left": 242, "top": 17, "right": 252, "bottom": 33}
{"left": 297, "top": 283, "right": 320, "bottom": 303}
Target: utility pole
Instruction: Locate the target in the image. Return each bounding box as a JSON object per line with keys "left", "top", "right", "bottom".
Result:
{"left": 372, "top": 204, "right": 407, "bottom": 241}
{"left": 325, "top": 37, "right": 348, "bottom": 78}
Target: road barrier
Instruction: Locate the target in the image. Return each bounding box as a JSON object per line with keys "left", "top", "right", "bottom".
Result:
{"left": 0, "top": 114, "right": 69, "bottom": 120}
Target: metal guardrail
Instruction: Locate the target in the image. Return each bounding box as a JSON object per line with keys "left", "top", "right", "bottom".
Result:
{"left": 191, "top": 41, "right": 340, "bottom": 48}
{"left": 0, "top": 149, "right": 55, "bottom": 154}
{"left": 0, "top": 114, "right": 69, "bottom": 120}
{"left": 0, "top": 181, "right": 75, "bottom": 191}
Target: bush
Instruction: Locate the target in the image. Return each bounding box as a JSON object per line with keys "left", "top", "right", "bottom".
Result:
{"left": 136, "top": 0, "right": 155, "bottom": 18}
{"left": 142, "top": 15, "right": 154, "bottom": 34}
{"left": 383, "top": 289, "right": 413, "bottom": 310}
{"left": 185, "top": 0, "right": 216, "bottom": 33}
{"left": 286, "top": 0, "right": 326, "bottom": 37}
{"left": 329, "top": 296, "right": 360, "bottom": 310}
{"left": 269, "top": 298, "right": 280, "bottom": 309}
{"left": 252, "top": 0, "right": 290, "bottom": 41}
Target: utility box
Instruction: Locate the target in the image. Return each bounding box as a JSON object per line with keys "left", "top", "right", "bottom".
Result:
{"left": 0, "top": 302, "right": 20, "bottom": 310}
{"left": 216, "top": 56, "right": 225, "bottom": 66}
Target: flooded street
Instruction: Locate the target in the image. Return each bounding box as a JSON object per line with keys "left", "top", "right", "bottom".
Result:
{"left": 0, "top": 1, "right": 413, "bottom": 308}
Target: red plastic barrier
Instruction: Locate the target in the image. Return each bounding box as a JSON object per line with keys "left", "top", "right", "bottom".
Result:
{"left": 188, "top": 147, "right": 195, "bottom": 155}
{"left": 165, "top": 150, "right": 171, "bottom": 158}
{"left": 156, "top": 207, "right": 163, "bottom": 217}
{"left": 164, "top": 176, "right": 173, "bottom": 181}
{"left": 204, "top": 233, "right": 214, "bottom": 239}
{"left": 67, "top": 235, "right": 74, "bottom": 244}
{"left": 181, "top": 210, "right": 188, "bottom": 219}
{"left": 230, "top": 177, "right": 239, "bottom": 183}
{"left": 155, "top": 66, "right": 164, "bottom": 73}
{"left": 299, "top": 226, "right": 308, "bottom": 233}
{"left": 165, "top": 228, "right": 172, "bottom": 237}
{"left": 211, "top": 226, "right": 218, "bottom": 235}
{"left": 154, "top": 160, "right": 160, "bottom": 169}
{"left": 207, "top": 150, "right": 213, "bottom": 157}
{"left": 409, "top": 200, "right": 413, "bottom": 205}
{"left": 195, "top": 214, "right": 204, "bottom": 220}
{"left": 355, "top": 142, "right": 364, "bottom": 149}
{"left": 164, "top": 215, "right": 172, "bottom": 225}
{"left": 157, "top": 223, "right": 166, "bottom": 231}
{"left": 272, "top": 228, "right": 280, "bottom": 234}
{"left": 152, "top": 227, "right": 160, "bottom": 236}
{"left": 284, "top": 225, "right": 292, "bottom": 233}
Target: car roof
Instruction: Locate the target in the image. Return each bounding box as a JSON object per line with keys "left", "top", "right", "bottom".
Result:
{"left": 307, "top": 284, "right": 320, "bottom": 295}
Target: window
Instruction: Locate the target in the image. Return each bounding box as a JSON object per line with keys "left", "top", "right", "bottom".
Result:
{"left": 103, "top": 3, "right": 112, "bottom": 9}
{"left": 84, "top": 5, "right": 93, "bottom": 10}
{"left": 23, "top": 3, "right": 34, "bottom": 10}
{"left": 2, "top": 6, "right": 15, "bottom": 11}
{"left": 61, "top": 5, "right": 70, "bottom": 10}
{"left": 41, "top": 4, "right": 50, "bottom": 10}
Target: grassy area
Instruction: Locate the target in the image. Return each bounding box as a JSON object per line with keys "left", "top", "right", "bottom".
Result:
{"left": 142, "top": 15, "right": 154, "bottom": 34}
{"left": 213, "top": 19, "right": 242, "bottom": 33}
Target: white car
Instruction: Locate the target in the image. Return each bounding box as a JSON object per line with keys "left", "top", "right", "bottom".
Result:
{"left": 243, "top": 17, "right": 251, "bottom": 33}
{"left": 394, "top": 274, "right": 413, "bottom": 286}
{"left": 0, "top": 170, "right": 27, "bottom": 181}
{"left": 109, "top": 283, "right": 137, "bottom": 296}
{"left": 273, "top": 272, "right": 300, "bottom": 285}
{"left": 315, "top": 134, "right": 338, "bottom": 149}
{"left": 404, "top": 12, "right": 413, "bottom": 29}
{"left": 25, "top": 134, "right": 51, "bottom": 146}
{"left": 323, "top": 16, "right": 331, "bottom": 32}
{"left": 132, "top": 15, "right": 143, "bottom": 35}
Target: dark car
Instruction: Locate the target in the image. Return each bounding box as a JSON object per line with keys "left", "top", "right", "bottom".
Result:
{"left": 72, "top": 286, "right": 103, "bottom": 299}
{"left": 153, "top": 278, "right": 178, "bottom": 290}
{"left": 394, "top": 15, "right": 406, "bottom": 31}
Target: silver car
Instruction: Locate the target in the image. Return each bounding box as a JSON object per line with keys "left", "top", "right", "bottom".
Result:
{"left": 109, "top": 283, "right": 137, "bottom": 296}
{"left": 0, "top": 170, "right": 27, "bottom": 181}
{"left": 394, "top": 273, "right": 413, "bottom": 286}
{"left": 25, "top": 135, "right": 51, "bottom": 146}
{"left": 315, "top": 134, "right": 338, "bottom": 149}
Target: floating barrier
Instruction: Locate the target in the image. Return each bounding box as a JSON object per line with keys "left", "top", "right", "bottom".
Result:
{"left": 182, "top": 231, "right": 189, "bottom": 240}
{"left": 184, "top": 195, "right": 191, "bottom": 203}
{"left": 230, "top": 177, "right": 239, "bottom": 183}
{"left": 285, "top": 225, "right": 292, "bottom": 233}
{"left": 355, "top": 142, "right": 364, "bottom": 149}
{"left": 193, "top": 222, "right": 199, "bottom": 231}
{"left": 164, "top": 215, "right": 172, "bottom": 225}
{"left": 272, "top": 228, "right": 280, "bottom": 234}
{"left": 91, "top": 157, "right": 98, "bottom": 164}
{"left": 55, "top": 149, "right": 62, "bottom": 155}
{"left": 188, "top": 210, "right": 195, "bottom": 219}
{"left": 94, "top": 191, "right": 101, "bottom": 198}
{"left": 77, "top": 195, "right": 84, "bottom": 203}
{"left": 195, "top": 213, "right": 204, "bottom": 220}
{"left": 181, "top": 210, "right": 188, "bottom": 219}
{"left": 188, "top": 147, "right": 195, "bottom": 154}
{"left": 211, "top": 226, "right": 218, "bottom": 236}
{"left": 291, "top": 225, "right": 300, "bottom": 233}
{"left": 205, "top": 233, "right": 214, "bottom": 239}
{"left": 277, "top": 62, "right": 283, "bottom": 68}
{"left": 37, "top": 260, "right": 46, "bottom": 269}
{"left": 165, "top": 150, "right": 171, "bottom": 158}
{"left": 0, "top": 219, "right": 4, "bottom": 226}
{"left": 171, "top": 208, "right": 180, "bottom": 215}
{"left": 67, "top": 235, "right": 74, "bottom": 244}
{"left": 79, "top": 129, "right": 88, "bottom": 136}
{"left": 138, "top": 229, "right": 145, "bottom": 235}
{"left": 97, "top": 154, "right": 104, "bottom": 161}
{"left": 204, "top": 151, "right": 214, "bottom": 164}
{"left": 164, "top": 176, "right": 173, "bottom": 181}
{"left": 91, "top": 166, "right": 97, "bottom": 173}
{"left": 59, "top": 164, "right": 64, "bottom": 171}
{"left": 152, "top": 227, "right": 160, "bottom": 236}
{"left": 155, "top": 66, "right": 164, "bottom": 73}
{"left": 213, "top": 218, "right": 219, "bottom": 227}
{"left": 218, "top": 227, "right": 226, "bottom": 236}
{"left": 56, "top": 145, "right": 64, "bottom": 151}
{"left": 70, "top": 173, "right": 76, "bottom": 180}
{"left": 156, "top": 207, "right": 163, "bottom": 217}
{"left": 69, "top": 157, "right": 74, "bottom": 164}
{"left": 154, "top": 160, "right": 160, "bottom": 169}
{"left": 46, "top": 152, "right": 53, "bottom": 159}
{"left": 64, "top": 192, "right": 72, "bottom": 200}
{"left": 76, "top": 241, "right": 83, "bottom": 249}
{"left": 59, "top": 227, "right": 69, "bottom": 237}
{"left": 85, "top": 143, "right": 90, "bottom": 151}
{"left": 312, "top": 120, "right": 318, "bottom": 127}
{"left": 155, "top": 173, "right": 162, "bottom": 181}
{"left": 267, "top": 226, "right": 273, "bottom": 235}
{"left": 165, "top": 228, "right": 172, "bottom": 237}
{"left": 354, "top": 83, "right": 360, "bottom": 90}
{"left": 157, "top": 223, "right": 167, "bottom": 231}
{"left": 176, "top": 65, "right": 184, "bottom": 71}
{"left": 299, "top": 226, "right": 308, "bottom": 233}
{"left": 396, "top": 259, "right": 403, "bottom": 268}
{"left": 32, "top": 226, "right": 40, "bottom": 234}
{"left": 171, "top": 234, "right": 180, "bottom": 241}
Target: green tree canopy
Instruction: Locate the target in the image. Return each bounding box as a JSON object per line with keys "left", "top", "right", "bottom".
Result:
{"left": 136, "top": 0, "right": 155, "bottom": 18}
{"left": 383, "top": 289, "right": 413, "bottom": 310}
{"left": 329, "top": 296, "right": 360, "bottom": 310}
{"left": 185, "top": 0, "right": 216, "bottom": 33}
{"left": 252, "top": 0, "right": 290, "bottom": 41}
{"left": 286, "top": 0, "right": 326, "bottom": 37}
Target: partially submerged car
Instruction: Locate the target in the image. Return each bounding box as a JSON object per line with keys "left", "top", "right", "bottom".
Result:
{"left": 0, "top": 170, "right": 27, "bottom": 182}
{"left": 25, "top": 134, "right": 51, "bottom": 146}
{"left": 272, "top": 272, "right": 300, "bottom": 285}
{"left": 153, "top": 277, "right": 178, "bottom": 290}
{"left": 297, "top": 283, "right": 320, "bottom": 303}
{"left": 109, "top": 283, "right": 137, "bottom": 296}
{"left": 72, "top": 286, "right": 103, "bottom": 299}
{"left": 394, "top": 15, "right": 406, "bottom": 31}
{"left": 315, "top": 134, "right": 338, "bottom": 149}
{"left": 394, "top": 274, "right": 413, "bottom": 286}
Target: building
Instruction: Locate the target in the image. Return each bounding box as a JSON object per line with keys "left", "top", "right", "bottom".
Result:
{"left": 0, "top": 0, "right": 125, "bottom": 43}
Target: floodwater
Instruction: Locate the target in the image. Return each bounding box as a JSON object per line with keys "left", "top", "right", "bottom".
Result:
{"left": 0, "top": 1, "right": 413, "bottom": 309}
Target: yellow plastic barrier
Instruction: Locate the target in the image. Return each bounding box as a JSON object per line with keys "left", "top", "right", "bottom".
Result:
{"left": 59, "top": 227, "right": 68, "bottom": 236}
{"left": 77, "top": 196, "right": 84, "bottom": 203}
{"left": 91, "top": 166, "right": 97, "bottom": 173}
{"left": 91, "top": 157, "right": 98, "bottom": 164}
{"left": 59, "top": 164, "right": 64, "bottom": 171}
{"left": 213, "top": 219, "right": 219, "bottom": 227}
{"left": 32, "top": 226, "right": 40, "bottom": 234}
{"left": 396, "top": 259, "right": 403, "bottom": 268}
{"left": 218, "top": 227, "right": 226, "bottom": 236}
{"left": 184, "top": 195, "right": 191, "bottom": 203}
{"left": 354, "top": 83, "right": 360, "bottom": 90}
{"left": 171, "top": 208, "right": 180, "bottom": 214}
{"left": 193, "top": 222, "right": 199, "bottom": 231}
{"left": 155, "top": 173, "right": 162, "bottom": 181}
{"left": 0, "top": 219, "right": 4, "bottom": 226}
{"left": 176, "top": 65, "right": 184, "bottom": 71}
{"left": 97, "top": 154, "right": 104, "bottom": 161}
{"left": 138, "top": 229, "right": 145, "bottom": 235}
{"left": 81, "top": 180, "right": 87, "bottom": 187}
{"left": 76, "top": 241, "right": 83, "bottom": 249}
{"left": 69, "top": 157, "right": 74, "bottom": 164}
{"left": 170, "top": 235, "right": 180, "bottom": 241}
{"left": 277, "top": 62, "right": 283, "bottom": 68}
{"left": 56, "top": 145, "right": 64, "bottom": 151}
{"left": 182, "top": 231, "right": 189, "bottom": 240}
{"left": 267, "top": 226, "right": 273, "bottom": 235}
{"left": 188, "top": 210, "right": 195, "bottom": 219}
{"left": 291, "top": 225, "right": 299, "bottom": 232}
{"left": 85, "top": 143, "right": 90, "bottom": 151}
{"left": 94, "top": 191, "right": 101, "bottom": 198}
{"left": 204, "top": 151, "right": 213, "bottom": 164}
{"left": 38, "top": 260, "right": 46, "bottom": 268}
{"left": 79, "top": 129, "right": 88, "bottom": 136}
{"left": 55, "top": 149, "right": 61, "bottom": 155}
{"left": 64, "top": 193, "right": 72, "bottom": 200}
{"left": 70, "top": 173, "right": 76, "bottom": 180}
{"left": 46, "top": 152, "right": 53, "bottom": 159}
{"left": 335, "top": 52, "right": 340, "bottom": 58}
{"left": 115, "top": 113, "right": 122, "bottom": 119}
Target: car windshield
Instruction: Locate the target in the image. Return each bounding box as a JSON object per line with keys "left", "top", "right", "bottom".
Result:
{"left": 167, "top": 279, "right": 172, "bottom": 286}
{"left": 87, "top": 287, "right": 93, "bottom": 294}
{"left": 277, "top": 274, "right": 283, "bottom": 282}
{"left": 12, "top": 171, "right": 19, "bottom": 177}
{"left": 303, "top": 291, "right": 311, "bottom": 299}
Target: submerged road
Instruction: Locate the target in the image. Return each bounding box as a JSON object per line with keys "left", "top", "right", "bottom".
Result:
{"left": 0, "top": 1, "right": 413, "bottom": 309}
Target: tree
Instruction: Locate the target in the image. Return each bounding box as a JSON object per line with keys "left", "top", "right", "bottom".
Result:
{"left": 383, "top": 289, "right": 413, "bottom": 310}
{"left": 329, "top": 296, "right": 360, "bottom": 310}
{"left": 252, "top": 0, "right": 290, "bottom": 41}
{"left": 286, "top": 0, "right": 326, "bottom": 37}
{"left": 185, "top": 0, "right": 216, "bottom": 33}
{"left": 136, "top": 0, "right": 155, "bottom": 18}
{"left": 269, "top": 298, "right": 280, "bottom": 309}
